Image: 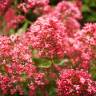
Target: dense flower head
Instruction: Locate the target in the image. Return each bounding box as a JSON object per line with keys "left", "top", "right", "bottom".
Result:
{"left": 4, "top": 8, "right": 25, "bottom": 31}
{"left": 0, "top": 35, "right": 35, "bottom": 95}
{"left": 73, "top": 0, "right": 82, "bottom": 10}
{"left": 26, "top": 0, "right": 49, "bottom": 6}
{"left": 0, "top": 0, "right": 11, "bottom": 15}
{"left": 48, "top": 1, "right": 82, "bottom": 36}
{"left": 63, "top": 17, "right": 80, "bottom": 36}
{"left": 76, "top": 23, "right": 96, "bottom": 46}
{"left": 27, "top": 14, "right": 67, "bottom": 58}
{"left": 71, "top": 23, "right": 96, "bottom": 69}
{"left": 55, "top": 1, "right": 82, "bottom": 20}
{"left": 0, "top": 39, "right": 38, "bottom": 95}
{"left": 0, "top": 34, "right": 49, "bottom": 95}
{"left": 57, "top": 69, "right": 96, "bottom": 96}
{"left": 57, "top": 23, "right": 96, "bottom": 70}
{"left": 0, "top": 62, "right": 37, "bottom": 95}
{"left": 10, "top": 39, "right": 32, "bottom": 63}
{"left": 33, "top": 73, "right": 46, "bottom": 86}
{"left": 18, "top": 0, "right": 49, "bottom": 13}
{"left": 0, "top": 35, "right": 12, "bottom": 57}
{"left": 64, "top": 36, "right": 92, "bottom": 70}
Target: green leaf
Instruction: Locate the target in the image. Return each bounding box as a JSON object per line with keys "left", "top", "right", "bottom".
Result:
{"left": 33, "top": 58, "right": 52, "bottom": 68}
{"left": 86, "top": 12, "right": 96, "bottom": 22}
{"left": 9, "top": 29, "right": 15, "bottom": 35}
{"left": 82, "top": 5, "right": 90, "bottom": 12}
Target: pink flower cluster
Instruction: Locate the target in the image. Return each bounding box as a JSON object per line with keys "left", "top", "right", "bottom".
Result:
{"left": 24, "top": 0, "right": 82, "bottom": 59}
{"left": 0, "top": 0, "right": 11, "bottom": 15}
{"left": 57, "top": 69, "right": 96, "bottom": 96}
{"left": 0, "top": 35, "right": 49, "bottom": 95}
{"left": 27, "top": 15, "right": 66, "bottom": 58}
{"left": 55, "top": 1, "right": 82, "bottom": 19}
{"left": 17, "top": 1, "right": 96, "bottom": 71}
{"left": 18, "top": 0, "right": 49, "bottom": 13}
{"left": 4, "top": 8, "right": 25, "bottom": 32}
{"left": 72, "top": 23, "right": 96, "bottom": 69}
{"left": 0, "top": 0, "right": 96, "bottom": 96}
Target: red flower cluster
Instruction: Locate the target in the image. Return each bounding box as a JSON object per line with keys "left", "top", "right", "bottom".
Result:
{"left": 4, "top": 8, "right": 25, "bottom": 32}
{"left": 53, "top": 1, "right": 82, "bottom": 36}
{"left": 55, "top": 1, "right": 82, "bottom": 19}
{"left": 0, "top": 0, "right": 96, "bottom": 96}
{"left": 0, "top": 35, "right": 48, "bottom": 95}
{"left": 71, "top": 23, "right": 96, "bottom": 69}
{"left": 18, "top": 0, "right": 49, "bottom": 13}
{"left": 0, "top": 0, "right": 11, "bottom": 15}
{"left": 27, "top": 15, "right": 66, "bottom": 58}
{"left": 24, "top": 0, "right": 82, "bottom": 59}
{"left": 57, "top": 69, "right": 96, "bottom": 96}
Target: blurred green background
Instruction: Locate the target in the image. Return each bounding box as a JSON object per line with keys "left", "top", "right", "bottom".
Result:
{"left": 82, "top": 0, "right": 96, "bottom": 23}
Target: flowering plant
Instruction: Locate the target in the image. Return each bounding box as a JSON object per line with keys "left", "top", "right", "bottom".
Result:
{"left": 0, "top": 0, "right": 96, "bottom": 96}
